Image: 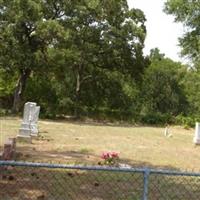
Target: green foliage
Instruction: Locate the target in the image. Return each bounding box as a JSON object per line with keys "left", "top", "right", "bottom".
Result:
{"left": 0, "top": 68, "right": 16, "bottom": 97}
{"left": 77, "top": 70, "right": 140, "bottom": 118}
{"left": 182, "top": 70, "right": 200, "bottom": 115}
{"left": 175, "top": 115, "right": 200, "bottom": 128}
{"left": 141, "top": 49, "right": 188, "bottom": 116}
{"left": 0, "top": 0, "right": 71, "bottom": 111}
{"left": 141, "top": 113, "right": 174, "bottom": 125}
{"left": 164, "top": 0, "right": 200, "bottom": 63}
{"left": 0, "top": 0, "right": 148, "bottom": 115}
{"left": 23, "top": 67, "right": 140, "bottom": 120}
{"left": 2, "top": 0, "right": 200, "bottom": 126}
{"left": 24, "top": 74, "right": 59, "bottom": 118}
{"left": 0, "top": 68, "right": 16, "bottom": 109}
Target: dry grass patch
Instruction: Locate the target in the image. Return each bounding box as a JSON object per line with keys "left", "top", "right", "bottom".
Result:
{"left": 0, "top": 117, "right": 199, "bottom": 171}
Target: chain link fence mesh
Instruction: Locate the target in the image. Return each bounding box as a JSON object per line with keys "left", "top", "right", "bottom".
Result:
{"left": 0, "top": 163, "right": 143, "bottom": 200}
{"left": 1, "top": 162, "right": 200, "bottom": 200}
{"left": 148, "top": 173, "right": 200, "bottom": 200}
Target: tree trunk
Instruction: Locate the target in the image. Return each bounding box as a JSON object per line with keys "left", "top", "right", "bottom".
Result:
{"left": 12, "top": 69, "right": 31, "bottom": 113}
{"left": 74, "top": 68, "right": 81, "bottom": 118}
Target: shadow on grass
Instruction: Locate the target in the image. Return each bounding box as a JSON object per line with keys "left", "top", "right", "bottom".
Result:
{"left": 0, "top": 164, "right": 143, "bottom": 200}
{"left": 39, "top": 117, "right": 165, "bottom": 129}
{"left": 15, "top": 145, "right": 97, "bottom": 164}
{"left": 15, "top": 145, "right": 182, "bottom": 172}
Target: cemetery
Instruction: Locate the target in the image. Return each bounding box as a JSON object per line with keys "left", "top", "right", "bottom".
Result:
{"left": 1, "top": 0, "right": 200, "bottom": 199}
{"left": 1, "top": 103, "right": 200, "bottom": 199}
{"left": 0, "top": 103, "right": 200, "bottom": 170}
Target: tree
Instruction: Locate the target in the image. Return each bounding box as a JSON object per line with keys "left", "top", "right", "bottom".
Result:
{"left": 41, "top": 0, "right": 148, "bottom": 117}
{"left": 182, "top": 70, "right": 200, "bottom": 115}
{"left": 0, "top": 0, "right": 68, "bottom": 112}
{"left": 142, "top": 48, "right": 188, "bottom": 116}
{"left": 164, "top": 0, "right": 200, "bottom": 63}
{"left": 0, "top": 0, "right": 148, "bottom": 118}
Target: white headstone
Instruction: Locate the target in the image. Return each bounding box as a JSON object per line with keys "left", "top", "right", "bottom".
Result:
{"left": 22, "top": 102, "right": 37, "bottom": 123}
{"left": 194, "top": 122, "right": 200, "bottom": 144}
{"left": 17, "top": 102, "right": 40, "bottom": 140}
{"left": 164, "top": 126, "right": 169, "bottom": 137}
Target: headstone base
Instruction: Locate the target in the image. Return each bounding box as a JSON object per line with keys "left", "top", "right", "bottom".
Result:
{"left": 30, "top": 124, "right": 38, "bottom": 136}
{"left": 17, "top": 135, "right": 32, "bottom": 143}
{"left": 19, "top": 127, "right": 31, "bottom": 135}
{"left": 19, "top": 123, "right": 39, "bottom": 138}
{"left": 193, "top": 138, "right": 200, "bottom": 145}
{"left": 31, "top": 133, "right": 38, "bottom": 138}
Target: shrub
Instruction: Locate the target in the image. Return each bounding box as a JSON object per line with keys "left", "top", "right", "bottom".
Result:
{"left": 141, "top": 113, "right": 174, "bottom": 125}
{"left": 175, "top": 115, "right": 200, "bottom": 128}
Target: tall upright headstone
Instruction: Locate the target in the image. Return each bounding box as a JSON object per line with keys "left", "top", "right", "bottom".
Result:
{"left": 193, "top": 122, "right": 200, "bottom": 145}
{"left": 17, "top": 102, "right": 40, "bottom": 141}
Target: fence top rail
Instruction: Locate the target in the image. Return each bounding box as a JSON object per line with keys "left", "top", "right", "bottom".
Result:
{"left": 0, "top": 160, "right": 200, "bottom": 177}
{"left": 0, "top": 160, "right": 146, "bottom": 173}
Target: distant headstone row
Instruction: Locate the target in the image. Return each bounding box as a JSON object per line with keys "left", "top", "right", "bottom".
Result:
{"left": 17, "top": 102, "right": 40, "bottom": 142}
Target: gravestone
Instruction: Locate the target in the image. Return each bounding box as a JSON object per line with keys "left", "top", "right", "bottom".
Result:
{"left": 17, "top": 102, "right": 40, "bottom": 142}
{"left": 193, "top": 122, "right": 200, "bottom": 145}
{"left": 164, "top": 125, "right": 172, "bottom": 138}
{"left": 30, "top": 106, "right": 40, "bottom": 137}
{"left": 164, "top": 125, "right": 169, "bottom": 137}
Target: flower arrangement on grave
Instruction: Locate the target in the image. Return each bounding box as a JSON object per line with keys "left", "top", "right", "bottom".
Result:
{"left": 101, "top": 151, "right": 119, "bottom": 166}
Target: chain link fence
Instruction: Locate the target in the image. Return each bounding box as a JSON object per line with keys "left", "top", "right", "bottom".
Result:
{"left": 0, "top": 161, "right": 200, "bottom": 200}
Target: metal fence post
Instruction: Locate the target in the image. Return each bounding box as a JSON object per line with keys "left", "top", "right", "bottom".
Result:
{"left": 143, "top": 168, "right": 150, "bottom": 200}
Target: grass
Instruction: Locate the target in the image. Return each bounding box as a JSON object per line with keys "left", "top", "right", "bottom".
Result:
{"left": 1, "top": 117, "right": 200, "bottom": 199}
{"left": 0, "top": 117, "right": 199, "bottom": 171}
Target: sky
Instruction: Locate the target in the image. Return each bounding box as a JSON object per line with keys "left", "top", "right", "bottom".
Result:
{"left": 127, "top": 0, "right": 184, "bottom": 62}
